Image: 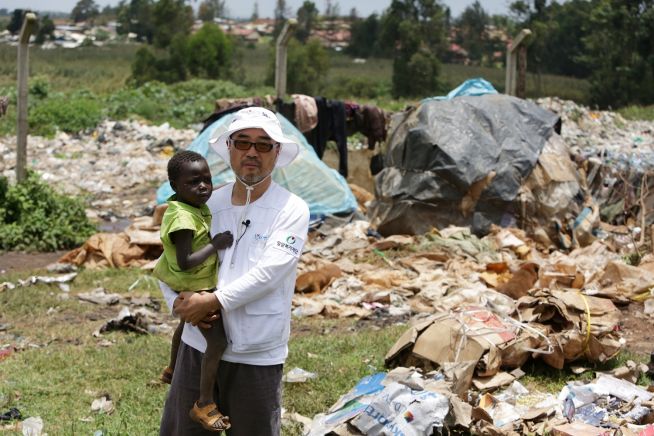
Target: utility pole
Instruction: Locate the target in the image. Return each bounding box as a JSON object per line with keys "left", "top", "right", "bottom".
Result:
{"left": 505, "top": 29, "right": 532, "bottom": 98}
{"left": 16, "top": 12, "right": 38, "bottom": 183}
{"left": 275, "top": 19, "right": 297, "bottom": 100}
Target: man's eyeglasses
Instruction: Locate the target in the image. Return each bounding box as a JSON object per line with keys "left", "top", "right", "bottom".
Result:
{"left": 230, "top": 138, "right": 278, "bottom": 153}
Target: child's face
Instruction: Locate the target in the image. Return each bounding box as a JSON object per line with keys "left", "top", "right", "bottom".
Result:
{"left": 171, "top": 159, "right": 213, "bottom": 208}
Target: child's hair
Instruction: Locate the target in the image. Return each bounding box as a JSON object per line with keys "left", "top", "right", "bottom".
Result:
{"left": 168, "top": 150, "right": 206, "bottom": 182}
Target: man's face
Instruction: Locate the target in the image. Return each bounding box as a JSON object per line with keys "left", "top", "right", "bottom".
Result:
{"left": 228, "top": 128, "right": 280, "bottom": 185}
{"left": 171, "top": 159, "right": 213, "bottom": 208}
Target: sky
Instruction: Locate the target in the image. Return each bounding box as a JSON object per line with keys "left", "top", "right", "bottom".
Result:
{"left": 0, "top": 0, "right": 514, "bottom": 19}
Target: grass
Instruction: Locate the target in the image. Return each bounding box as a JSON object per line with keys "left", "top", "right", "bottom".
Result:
{"left": 0, "top": 266, "right": 406, "bottom": 435}
{"left": 0, "top": 43, "right": 139, "bottom": 94}
{"left": 619, "top": 104, "right": 654, "bottom": 122}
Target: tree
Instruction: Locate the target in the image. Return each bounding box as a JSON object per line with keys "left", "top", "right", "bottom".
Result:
{"left": 198, "top": 1, "right": 215, "bottom": 21}
{"left": 274, "top": 0, "right": 290, "bottom": 37}
{"left": 71, "top": 0, "right": 100, "bottom": 23}
{"left": 346, "top": 13, "right": 380, "bottom": 58}
{"left": 296, "top": 1, "right": 318, "bottom": 43}
{"left": 251, "top": 2, "right": 259, "bottom": 20}
{"left": 324, "top": 0, "right": 340, "bottom": 19}
{"left": 7, "top": 9, "right": 25, "bottom": 34}
{"left": 35, "top": 15, "right": 55, "bottom": 44}
{"left": 508, "top": 0, "right": 592, "bottom": 78}
{"left": 582, "top": 0, "right": 654, "bottom": 107}
{"left": 186, "top": 23, "right": 233, "bottom": 79}
{"left": 116, "top": 0, "right": 154, "bottom": 43}
{"left": 152, "top": 0, "right": 193, "bottom": 48}
{"left": 380, "top": 0, "right": 447, "bottom": 97}
{"left": 455, "top": 1, "right": 489, "bottom": 63}
{"left": 198, "top": 0, "right": 226, "bottom": 21}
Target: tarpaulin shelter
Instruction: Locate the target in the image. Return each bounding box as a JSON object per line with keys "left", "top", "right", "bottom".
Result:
{"left": 369, "top": 93, "right": 563, "bottom": 236}
{"left": 157, "top": 112, "right": 357, "bottom": 218}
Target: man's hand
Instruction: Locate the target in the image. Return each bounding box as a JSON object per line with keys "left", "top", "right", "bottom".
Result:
{"left": 174, "top": 291, "right": 221, "bottom": 328}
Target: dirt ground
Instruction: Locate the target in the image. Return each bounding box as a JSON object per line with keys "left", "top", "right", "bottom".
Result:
{"left": 0, "top": 251, "right": 66, "bottom": 274}
{"left": 620, "top": 303, "right": 653, "bottom": 356}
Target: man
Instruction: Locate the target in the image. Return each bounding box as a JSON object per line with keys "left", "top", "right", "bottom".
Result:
{"left": 159, "top": 107, "right": 310, "bottom": 435}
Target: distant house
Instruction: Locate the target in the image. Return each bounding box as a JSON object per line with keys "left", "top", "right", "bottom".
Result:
{"left": 448, "top": 43, "right": 470, "bottom": 64}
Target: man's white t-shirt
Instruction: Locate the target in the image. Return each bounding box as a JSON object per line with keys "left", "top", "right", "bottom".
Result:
{"left": 161, "top": 181, "right": 309, "bottom": 366}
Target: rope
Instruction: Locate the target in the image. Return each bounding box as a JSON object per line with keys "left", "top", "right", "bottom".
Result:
{"left": 577, "top": 292, "right": 593, "bottom": 352}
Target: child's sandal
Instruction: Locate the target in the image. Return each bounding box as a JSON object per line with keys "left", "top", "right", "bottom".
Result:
{"left": 160, "top": 367, "right": 173, "bottom": 384}
{"left": 189, "top": 402, "right": 231, "bottom": 432}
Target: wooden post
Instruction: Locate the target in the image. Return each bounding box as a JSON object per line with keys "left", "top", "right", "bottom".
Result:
{"left": 517, "top": 45, "right": 527, "bottom": 98}
{"left": 275, "top": 19, "right": 297, "bottom": 100}
{"left": 505, "top": 29, "right": 531, "bottom": 97}
{"left": 16, "top": 12, "right": 38, "bottom": 183}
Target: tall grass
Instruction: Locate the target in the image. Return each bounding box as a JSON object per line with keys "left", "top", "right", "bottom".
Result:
{"left": 0, "top": 43, "right": 140, "bottom": 94}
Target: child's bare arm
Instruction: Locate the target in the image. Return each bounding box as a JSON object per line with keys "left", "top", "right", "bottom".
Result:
{"left": 170, "top": 230, "right": 233, "bottom": 271}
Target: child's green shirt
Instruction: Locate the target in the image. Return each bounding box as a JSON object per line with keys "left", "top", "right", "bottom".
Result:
{"left": 152, "top": 196, "right": 217, "bottom": 291}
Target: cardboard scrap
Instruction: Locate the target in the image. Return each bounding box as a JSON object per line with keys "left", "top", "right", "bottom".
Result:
{"left": 552, "top": 422, "right": 612, "bottom": 436}
{"left": 385, "top": 308, "right": 520, "bottom": 380}
{"left": 517, "top": 289, "right": 623, "bottom": 369}
{"left": 60, "top": 232, "right": 162, "bottom": 269}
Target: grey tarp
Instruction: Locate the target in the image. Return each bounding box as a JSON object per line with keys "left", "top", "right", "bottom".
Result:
{"left": 369, "top": 94, "right": 560, "bottom": 235}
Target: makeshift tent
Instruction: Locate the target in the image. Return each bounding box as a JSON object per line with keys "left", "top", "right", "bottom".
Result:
{"left": 157, "top": 113, "right": 357, "bottom": 218}
{"left": 369, "top": 94, "right": 564, "bottom": 236}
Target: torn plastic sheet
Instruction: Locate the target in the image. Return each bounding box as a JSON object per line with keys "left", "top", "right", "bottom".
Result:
{"left": 370, "top": 94, "right": 559, "bottom": 236}
{"left": 350, "top": 382, "right": 449, "bottom": 436}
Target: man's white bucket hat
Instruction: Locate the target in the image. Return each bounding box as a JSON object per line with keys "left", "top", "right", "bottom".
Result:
{"left": 209, "top": 107, "right": 300, "bottom": 168}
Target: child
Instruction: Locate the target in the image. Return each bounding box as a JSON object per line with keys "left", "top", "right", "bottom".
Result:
{"left": 153, "top": 150, "right": 233, "bottom": 432}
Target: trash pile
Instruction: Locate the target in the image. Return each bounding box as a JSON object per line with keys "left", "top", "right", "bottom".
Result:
{"left": 0, "top": 120, "right": 196, "bottom": 220}
{"left": 537, "top": 97, "right": 654, "bottom": 229}
{"left": 293, "top": 210, "right": 654, "bottom": 434}
{"left": 370, "top": 94, "right": 654, "bottom": 254}
{"left": 300, "top": 366, "right": 654, "bottom": 435}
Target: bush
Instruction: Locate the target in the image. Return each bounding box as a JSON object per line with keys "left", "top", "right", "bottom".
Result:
{"left": 0, "top": 172, "right": 96, "bottom": 251}
{"left": 106, "top": 79, "right": 273, "bottom": 127}
{"left": 325, "top": 76, "right": 391, "bottom": 99}
{"left": 29, "top": 91, "right": 103, "bottom": 136}
{"left": 392, "top": 50, "right": 443, "bottom": 98}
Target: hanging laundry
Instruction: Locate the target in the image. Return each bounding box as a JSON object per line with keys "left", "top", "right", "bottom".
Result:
{"left": 305, "top": 97, "right": 348, "bottom": 178}
{"left": 292, "top": 94, "right": 318, "bottom": 133}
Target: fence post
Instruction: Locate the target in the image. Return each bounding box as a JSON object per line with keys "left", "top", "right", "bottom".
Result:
{"left": 275, "top": 19, "right": 297, "bottom": 100}
{"left": 505, "top": 29, "right": 532, "bottom": 97}
{"left": 16, "top": 12, "right": 38, "bottom": 184}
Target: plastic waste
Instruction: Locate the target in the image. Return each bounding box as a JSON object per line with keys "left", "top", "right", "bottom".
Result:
{"left": 282, "top": 367, "right": 318, "bottom": 383}
{"left": 21, "top": 416, "right": 44, "bottom": 436}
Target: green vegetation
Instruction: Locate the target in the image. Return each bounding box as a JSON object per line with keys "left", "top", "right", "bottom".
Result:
{"left": 0, "top": 172, "right": 96, "bottom": 251}
{"left": 0, "top": 267, "right": 405, "bottom": 435}
{"left": 619, "top": 105, "right": 654, "bottom": 122}
{"left": 0, "top": 41, "right": 597, "bottom": 138}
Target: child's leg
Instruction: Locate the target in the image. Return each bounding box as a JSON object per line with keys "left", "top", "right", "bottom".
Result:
{"left": 160, "top": 320, "right": 184, "bottom": 384}
{"left": 197, "top": 319, "right": 228, "bottom": 406}
{"left": 169, "top": 320, "right": 184, "bottom": 371}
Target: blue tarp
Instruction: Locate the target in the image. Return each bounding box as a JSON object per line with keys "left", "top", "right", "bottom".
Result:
{"left": 422, "top": 77, "right": 498, "bottom": 102}
{"left": 156, "top": 113, "right": 357, "bottom": 218}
